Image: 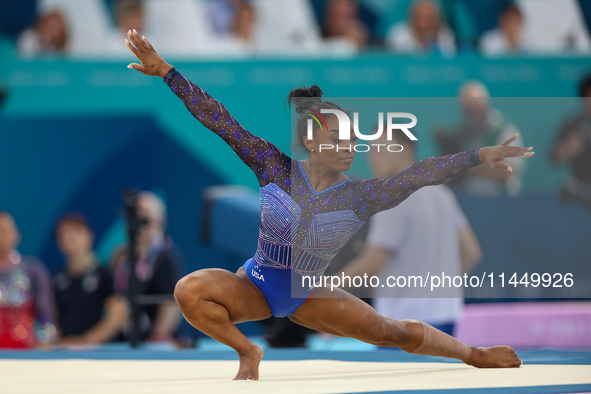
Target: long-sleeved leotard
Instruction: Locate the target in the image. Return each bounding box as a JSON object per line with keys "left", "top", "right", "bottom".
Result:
{"left": 164, "top": 68, "right": 482, "bottom": 316}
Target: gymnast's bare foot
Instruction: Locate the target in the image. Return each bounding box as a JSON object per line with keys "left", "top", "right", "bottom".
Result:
{"left": 465, "top": 346, "right": 522, "bottom": 368}
{"left": 233, "top": 344, "right": 264, "bottom": 380}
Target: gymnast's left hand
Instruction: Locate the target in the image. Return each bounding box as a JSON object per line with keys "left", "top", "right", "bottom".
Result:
{"left": 478, "top": 134, "right": 534, "bottom": 172}
{"left": 125, "top": 29, "right": 173, "bottom": 79}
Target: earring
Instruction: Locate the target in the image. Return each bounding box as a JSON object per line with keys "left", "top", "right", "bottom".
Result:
{"left": 310, "top": 148, "right": 315, "bottom": 152}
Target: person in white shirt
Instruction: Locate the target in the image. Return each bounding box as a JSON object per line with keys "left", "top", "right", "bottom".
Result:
{"left": 480, "top": 2, "right": 532, "bottom": 57}
{"left": 341, "top": 130, "right": 482, "bottom": 336}
{"left": 17, "top": 9, "right": 69, "bottom": 58}
{"left": 385, "top": 0, "right": 456, "bottom": 57}
{"left": 322, "top": 0, "right": 369, "bottom": 51}
{"left": 103, "top": 0, "right": 149, "bottom": 57}
{"left": 435, "top": 80, "right": 526, "bottom": 197}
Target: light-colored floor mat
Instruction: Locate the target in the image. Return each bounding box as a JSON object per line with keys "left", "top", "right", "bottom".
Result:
{"left": 2, "top": 359, "right": 591, "bottom": 394}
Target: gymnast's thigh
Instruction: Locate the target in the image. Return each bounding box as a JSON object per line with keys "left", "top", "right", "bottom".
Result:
{"left": 288, "top": 286, "right": 394, "bottom": 340}
{"left": 180, "top": 267, "right": 272, "bottom": 324}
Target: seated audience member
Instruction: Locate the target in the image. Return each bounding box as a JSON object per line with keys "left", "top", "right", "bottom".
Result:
{"left": 229, "top": 0, "right": 257, "bottom": 50}
{"left": 479, "top": 2, "right": 532, "bottom": 56}
{"left": 322, "top": 0, "right": 369, "bottom": 51}
{"left": 435, "top": 80, "right": 525, "bottom": 196}
{"left": 17, "top": 9, "right": 69, "bottom": 58}
{"left": 340, "top": 131, "right": 481, "bottom": 337}
{"left": 0, "top": 211, "right": 57, "bottom": 348}
{"left": 115, "top": 0, "right": 145, "bottom": 35}
{"left": 207, "top": 0, "right": 242, "bottom": 35}
{"left": 203, "top": 0, "right": 257, "bottom": 54}
{"left": 385, "top": 0, "right": 456, "bottom": 57}
{"left": 105, "top": 0, "right": 147, "bottom": 55}
{"left": 53, "top": 213, "right": 128, "bottom": 345}
{"left": 111, "top": 192, "right": 183, "bottom": 342}
{"left": 550, "top": 74, "right": 591, "bottom": 209}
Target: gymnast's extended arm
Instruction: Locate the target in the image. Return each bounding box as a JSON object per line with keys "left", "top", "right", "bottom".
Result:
{"left": 356, "top": 134, "right": 535, "bottom": 220}
{"left": 124, "top": 30, "right": 290, "bottom": 186}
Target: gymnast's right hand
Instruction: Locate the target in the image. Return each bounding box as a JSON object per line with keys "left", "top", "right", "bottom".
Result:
{"left": 125, "top": 29, "right": 173, "bottom": 79}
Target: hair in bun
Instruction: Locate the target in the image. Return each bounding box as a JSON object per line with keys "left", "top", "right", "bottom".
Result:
{"left": 287, "top": 85, "right": 324, "bottom": 114}
{"left": 286, "top": 85, "right": 348, "bottom": 155}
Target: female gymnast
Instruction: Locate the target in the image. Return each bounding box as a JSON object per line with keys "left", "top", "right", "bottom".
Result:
{"left": 125, "top": 29, "right": 533, "bottom": 380}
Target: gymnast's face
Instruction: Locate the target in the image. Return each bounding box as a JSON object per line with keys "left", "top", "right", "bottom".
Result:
{"left": 304, "top": 114, "right": 356, "bottom": 172}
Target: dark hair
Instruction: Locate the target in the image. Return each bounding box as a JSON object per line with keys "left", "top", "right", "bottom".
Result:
{"left": 0, "top": 209, "right": 14, "bottom": 220}
{"left": 579, "top": 74, "right": 591, "bottom": 97}
{"left": 500, "top": 2, "right": 522, "bottom": 19}
{"left": 287, "top": 85, "right": 348, "bottom": 154}
{"left": 55, "top": 212, "right": 94, "bottom": 237}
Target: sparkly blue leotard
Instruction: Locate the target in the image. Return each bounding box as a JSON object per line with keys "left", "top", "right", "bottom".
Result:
{"left": 164, "top": 68, "right": 482, "bottom": 317}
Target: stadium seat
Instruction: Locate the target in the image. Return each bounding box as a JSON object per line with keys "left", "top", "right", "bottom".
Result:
{"left": 518, "top": 0, "right": 591, "bottom": 53}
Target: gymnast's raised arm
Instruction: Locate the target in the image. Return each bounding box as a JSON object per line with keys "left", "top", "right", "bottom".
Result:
{"left": 355, "top": 134, "right": 535, "bottom": 220}
{"left": 124, "top": 30, "right": 290, "bottom": 187}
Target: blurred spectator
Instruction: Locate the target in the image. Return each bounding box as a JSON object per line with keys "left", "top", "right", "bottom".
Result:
{"left": 434, "top": 80, "right": 525, "bottom": 196}
{"left": 33, "top": 0, "right": 115, "bottom": 57}
{"left": 550, "top": 74, "right": 591, "bottom": 209}
{"left": 340, "top": 131, "right": 481, "bottom": 337}
{"left": 207, "top": 0, "right": 242, "bottom": 35}
{"left": 322, "top": 0, "right": 369, "bottom": 51}
{"left": 114, "top": 0, "right": 145, "bottom": 36}
{"left": 385, "top": 0, "right": 456, "bottom": 57}
{"left": 17, "top": 9, "right": 69, "bottom": 58}
{"left": 479, "top": 2, "right": 532, "bottom": 57}
{"left": 230, "top": 0, "right": 257, "bottom": 50}
{"left": 204, "top": 0, "right": 259, "bottom": 54}
{"left": 53, "top": 213, "right": 128, "bottom": 345}
{"left": 0, "top": 211, "right": 57, "bottom": 349}
{"left": 105, "top": 0, "right": 147, "bottom": 56}
{"left": 111, "top": 192, "right": 183, "bottom": 343}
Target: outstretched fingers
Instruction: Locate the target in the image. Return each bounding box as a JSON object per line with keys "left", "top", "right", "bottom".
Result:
{"left": 504, "top": 146, "right": 534, "bottom": 158}
{"left": 142, "top": 35, "right": 156, "bottom": 52}
{"left": 125, "top": 30, "right": 159, "bottom": 74}
{"left": 491, "top": 161, "right": 513, "bottom": 172}
{"left": 127, "top": 29, "right": 145, "bottom": 53}
{"left": 132, "top": 29, "right": 151, "bottom": 52}
{"left": 127, "top": 63, "right": 143, "bottom": 71}
{"left": 124, "top": 37, "right": 141, "bottom": 58}
{"left": 501, "top": 133, "right": 520, "bottom": 146}
{"left": 490, "top": 146, "right": 535, "bottom": 172}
